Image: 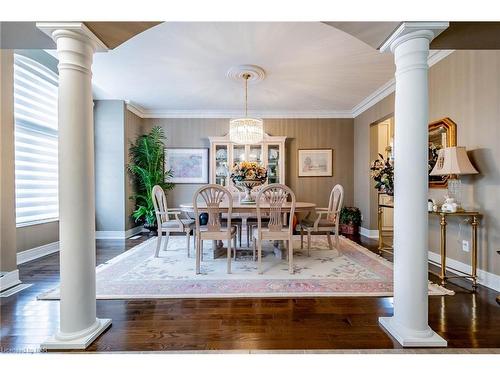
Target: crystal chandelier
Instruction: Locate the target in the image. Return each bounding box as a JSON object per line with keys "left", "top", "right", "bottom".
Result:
{"left": 229, "top": 73, "right": 263, "bottom": 144}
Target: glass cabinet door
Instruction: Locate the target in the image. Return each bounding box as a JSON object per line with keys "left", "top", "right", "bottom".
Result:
{"left": 267, "top": 144, "right": 280, "bottom": 184}
{"left": 232, "top": 145, "right": 246, "bottom": 164}
{"left": 248, "top": 145, "right": 262, "bottom": 163}
{"left": 215, "top": 144, "right": 228, "bottom": 186}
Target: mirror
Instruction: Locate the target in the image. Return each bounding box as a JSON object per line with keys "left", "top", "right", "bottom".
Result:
{"left": 428, "top": 117, "right": 457, "bottom": 188}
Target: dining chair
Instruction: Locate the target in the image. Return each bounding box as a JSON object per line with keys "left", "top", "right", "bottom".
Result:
{"left": 193, "top": 184, "right": 238, "bottom": 274}
{"left": 297, "top": 184, "right": 344, "bottom": 255}
{"left": 245, "top": 184, "right": 269, "bottom": 246}
{"left": 223, "top": 185, "right": 243, "bottom": 247}
{"left": 252, "top": 184, "right": 296, "bottom": 274}
{"left": 152, "top": 185, "right": 195, "bottom": 258}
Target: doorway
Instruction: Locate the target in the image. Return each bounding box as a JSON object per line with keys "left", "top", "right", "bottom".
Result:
{"left": 370, "top": 116, "right": 394, "bottom": 242}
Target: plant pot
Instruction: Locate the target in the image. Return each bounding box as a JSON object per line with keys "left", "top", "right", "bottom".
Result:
{"left": 340, "top": 223, "right": 359, "bottom": 235}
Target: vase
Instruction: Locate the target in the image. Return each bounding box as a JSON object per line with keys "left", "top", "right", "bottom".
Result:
{"left": 234, "top": 179, "right": 265, "bottom": 204}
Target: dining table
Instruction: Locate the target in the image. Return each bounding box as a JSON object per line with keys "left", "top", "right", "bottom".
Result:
{"left": 179, "top": 201, "right": 316, "bottom": 259}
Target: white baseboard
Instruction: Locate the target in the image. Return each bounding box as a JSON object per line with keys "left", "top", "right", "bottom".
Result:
{"left": 95, "top": 225, "right": 143, "bottom": 240}
{"left": 17, "top": 241, "right": 59, "bottom": 265}
{"left": 0, "top": 269, "right": 21, "bottom": 292}
{"left": 428, "top": 251, "right": 500, "bottom": 292}
{"left": 359, "top": 227, "right": 379, "bottom": 239}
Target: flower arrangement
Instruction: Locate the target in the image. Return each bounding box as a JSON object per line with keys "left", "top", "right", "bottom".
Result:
{"left": 370, "top": 153, "right": 394, "bottom": 195}
{"left": 230, "top": 161, "right": 267, "bottom": 183}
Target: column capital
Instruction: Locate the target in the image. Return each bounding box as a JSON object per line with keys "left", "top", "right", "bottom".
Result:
{"left": 380, "top": 22, "right": 449, "bottom": 53}
{"left": 36, "top": 22, "right": 108, "bottom": 52}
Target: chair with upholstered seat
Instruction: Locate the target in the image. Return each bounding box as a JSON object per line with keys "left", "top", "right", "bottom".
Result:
{"left": 152, "top": 185, "right": 195, "bottom": 258}
{"left": 252, "top": 184, "right": 296, "bottom": 274}
{"left": 193, "top": 184, "right": 238, "bottom": 274}
{"left": 297, "top": 184, "right": 344, "bottom": 255}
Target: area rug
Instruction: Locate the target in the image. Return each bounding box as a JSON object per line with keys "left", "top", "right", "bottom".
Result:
{"left": 39, "top": 236, "right": 453, "bottom": 299}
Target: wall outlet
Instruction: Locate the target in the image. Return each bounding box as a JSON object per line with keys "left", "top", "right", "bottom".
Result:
{"left": 462, "top": 240, "right": 470, "bottom": 253}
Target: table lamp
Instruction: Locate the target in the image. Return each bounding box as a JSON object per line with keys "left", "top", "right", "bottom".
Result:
{"left": 430, "top": 146, "right": 479, "bottom": 209}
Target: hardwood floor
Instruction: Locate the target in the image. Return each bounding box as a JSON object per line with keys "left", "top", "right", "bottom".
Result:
{"left": 1, "top": 234, "right": 499, "bottom": 352}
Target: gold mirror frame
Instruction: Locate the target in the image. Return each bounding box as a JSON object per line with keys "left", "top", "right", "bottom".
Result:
{"left": 428, "top": 117, "right": 457, "bottom": 188}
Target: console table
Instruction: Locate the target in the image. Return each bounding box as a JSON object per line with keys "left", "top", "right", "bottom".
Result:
{"left": 376, "top": 201, "right": 481, "bottom": 290}
{"left": 429, "top": 210, "right": 481, "bottom": 290}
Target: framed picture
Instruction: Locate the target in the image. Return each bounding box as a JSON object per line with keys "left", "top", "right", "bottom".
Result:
{"left": 298, "top": 148, "right": 333, "bottom": 177}
{"left": 165, "top": 148, "right": 209, "bottom": 184}
{"left": 428, "top": 117, "right": 457, "bottom": 188}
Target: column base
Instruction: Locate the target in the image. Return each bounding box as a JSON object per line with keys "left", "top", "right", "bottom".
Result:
{"left": 379, "top": 317, "right": 447, "bottom": 347}
{"left": 40, "top": 318, "right": 111, "bottom": 350}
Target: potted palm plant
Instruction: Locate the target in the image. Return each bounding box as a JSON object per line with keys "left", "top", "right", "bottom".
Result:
{"left": 340, "top": 207, "right": 362, "bottom": 235}
{"left": 128, "top": 126, "right": 174, "bottom": 233}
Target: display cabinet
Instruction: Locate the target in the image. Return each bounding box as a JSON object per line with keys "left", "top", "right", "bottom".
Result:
{"left": 208, "top": 133, "right": 286, "bottom": 187}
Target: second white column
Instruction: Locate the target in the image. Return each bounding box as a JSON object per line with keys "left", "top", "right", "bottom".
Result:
{"left": 379, "top": 24, "right": 447, "bottom": 347}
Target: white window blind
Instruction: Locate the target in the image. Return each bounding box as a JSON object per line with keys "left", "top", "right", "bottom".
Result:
{"left": 13, "top": 54, "right": 59, "bottom": 225}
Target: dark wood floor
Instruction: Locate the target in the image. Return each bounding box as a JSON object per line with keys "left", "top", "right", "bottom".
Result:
{"left": 1, "top": 234, "right": 499, "bottom": 352}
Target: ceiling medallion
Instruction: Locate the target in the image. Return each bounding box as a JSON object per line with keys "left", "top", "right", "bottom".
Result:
{"left": 228, "top": 65, "right": 266, "bottom": 145}
{"left": 226, "top": 64, "right": 266, "bottom": 84}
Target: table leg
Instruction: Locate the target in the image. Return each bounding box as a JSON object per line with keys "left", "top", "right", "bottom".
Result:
{"left": 378, "top": 206, "right": 383, "bottom": 253}
{"left": 440, "top": 214, "right": 447, "bottom": 285}
{"left": 273, "top": 241, "right": 283, "bottom": 259}
{"left": 471, "top": 215, "right": 479, "bottom": 290}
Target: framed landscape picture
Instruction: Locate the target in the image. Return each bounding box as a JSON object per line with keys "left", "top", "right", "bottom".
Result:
{"left": 298, "top": 148, "right": 333, "bottom": 177}
{"left": 165, "top": 148, "right": 209, "bottom": 184}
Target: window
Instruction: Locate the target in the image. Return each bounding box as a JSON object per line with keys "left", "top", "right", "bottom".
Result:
{"left": 13, "top": 54, "right": 59, "bottom": 225}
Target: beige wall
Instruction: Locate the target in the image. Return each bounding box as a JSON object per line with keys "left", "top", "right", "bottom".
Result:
{"left": 16, "top": 221, "right": 59, "bottom": 253}
{"left": 0, "top": 49, "right": 17, "bottom": 271}
{"left": 354, "top": 94, "right": 394, "bottom": 230}
{"left": 142, "top": 118, "right": 354, "bottom": 210}
{"left": 354, "top": 50, "right": 500, "bottom": 276}
{"left": 427, "top": 50, "right": 500, "bottom": 277}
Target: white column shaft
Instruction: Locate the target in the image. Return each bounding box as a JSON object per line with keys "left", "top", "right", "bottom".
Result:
{"left": 56, "top": 31, "right": 97, "bottom": 335}
{"left": 379, "top": 24, "right": 447, "bottom": 347}
{"left": 392, "top": 35, "right": 431, "bottom": 332}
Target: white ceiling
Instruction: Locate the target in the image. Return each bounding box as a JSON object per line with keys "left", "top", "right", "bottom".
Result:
{"left": 91, "top": 22, "right": 396, "bottom": 117}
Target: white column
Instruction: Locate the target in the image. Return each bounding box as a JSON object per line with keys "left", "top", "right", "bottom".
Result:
{"left": 37, "top": 23, "right": 111, "bottom": 350}
{"left": 378, "top": 22, "right": 448, "bottom": 347}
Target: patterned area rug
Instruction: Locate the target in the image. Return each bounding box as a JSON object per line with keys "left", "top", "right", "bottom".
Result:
{"left": 39, "top": 236, "right": 453, "bottom": 299}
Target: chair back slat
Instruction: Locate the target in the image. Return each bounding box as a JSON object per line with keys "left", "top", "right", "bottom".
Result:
{"left": 256, "top": 184, "right": 296, "bottom": 234}
{"left": 328, "top": 184, "right": 344, "bottom": 222}
{"left": 152, "top": 185, "right": 168, "bottom": 224}
{"left": 193, "top": 184, "right": 232, "bottom": 232}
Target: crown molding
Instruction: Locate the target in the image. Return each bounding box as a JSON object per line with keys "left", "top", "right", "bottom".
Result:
{"left": 351, "top": 49, "right": 454, "bottom": 118}
{"left": 125, "top": 103, "right": 352, "bottom": 119}
{"left": 125, "top": 49, "right": 454, "bottom": 121}
{"left": 125, "top": 101, "right": 145, "bottom": 117}
{"left": 351, "top": 78, "right": 396, "bottom": 118}
{"left": 427, "top": 49, "right": 454, "bottom": 67}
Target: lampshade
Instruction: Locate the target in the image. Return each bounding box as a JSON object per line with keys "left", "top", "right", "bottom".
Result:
{"left": 430, "top": 146, "right": 479, "bottom": 176}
